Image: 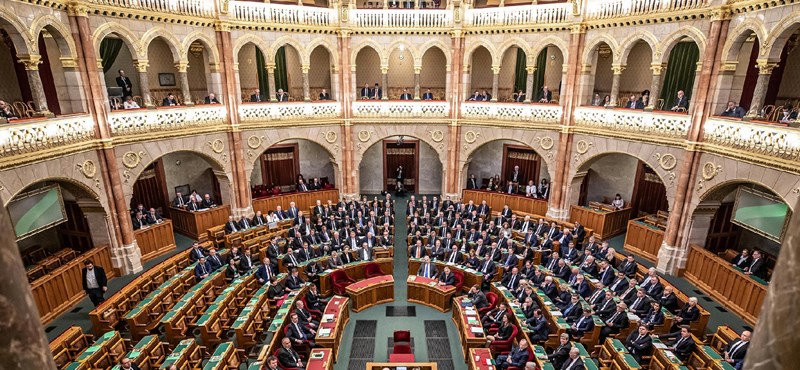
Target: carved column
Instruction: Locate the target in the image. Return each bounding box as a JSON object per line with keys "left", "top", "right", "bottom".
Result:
{"left": 491, "top": 65, "right": 500, "bottom": 102}
{"left": 746, "top": 60, "right": 778, "bottom": 117}
{"left": 337, "top": 27, "right": 356, "bottom": 195}
{"left": 449, "top": 29, "right": 465, "bottom": 113}
{"left": 267, "top": 63, "right": 278, "bottom": 102}
{"left": 646, "top": 63, "right": 665, "bottom": 110}
{"left": 380, "top": 66, "right": 389, "bottom": 100}
{"left": 301, "top": 64, "right": 311, "bottom": 101}
{"left": 17, "top": 55, "right": 51, "bottom": 116}
{"left": 608, "top": 64, "right": 625, "bottom": 107}
{"left": 233, "top": 63, "right": 242, "bottom": 103}
{"left": 350, "top": 65, "right": 357, "bottom": 102}
{"left": 175, "top": 61, "right": 193, "bottom": 106}
{"left": 331, "top": 65, "right": 340, "bottom": 101}
{"left": 133, "top": 60, "right": 153, "bottom": 108}
{"left": 413, "top": 66, "right": 421, "bottom": 100}
{"left": 524, "top": 66, "right": 535, "bottom": 103}
{"left": 462, "top": 64, "right": 471, "bottom": 101}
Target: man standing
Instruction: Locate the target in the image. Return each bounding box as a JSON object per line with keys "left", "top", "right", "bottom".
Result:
{"left": 116, "top": 70, "right": 133, "bottom": 97}
{"left": 82, "top": 260, "right": 108, "bottom": 306}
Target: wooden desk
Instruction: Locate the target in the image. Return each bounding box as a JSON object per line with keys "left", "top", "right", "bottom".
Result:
{"left": 135, "top": 220, "right": 177, "bottom": 262}
{"left": 366, "top": 362, "right": 438, "bottom": 370}
{"left": 682, "top": 244, "right": 766, "bottom": 325}
{"left": 307, "top": 348, "right": 334, "bottom": 370}
{"left": 345, "top": 275, "right": 394, "bottom": 312}
{"left": 159, "top": 338, "right": 203, "bottom": 369}
{"left": 261, "top": 285, "right": 310, "bottom": 361}
{"left": 408, "top": 258, "right": 484, "bottom": 293}
{"left": 124, "top": 266, "right": 194, "bottom": 340}
{"left": 202, "top": 342, "right": 244, "bottom": 370}
{"left": 170, "top": 205, "right": 231, "bottom": 240}
{"left": 623, "top": 217, "right": 665, "bottom": 262}
{"left": 648, "top": 342, "right": 688, "bottom": 370}
{"left": 468, "top": 348, "right": 497, "bottom": 370}
{"left": 569, "top": 205, "right": 632, "bottom": 240}
{"left": 50, "top": 326, "right": 92, "bottom": 369}
{"left": 71, "top": 330, "right": 126, "bottom": 369}
{"left": 118, "top": 335, "right": 167, "bottom": 370}
{"left": 315, "top": 296, "right": 350, "bottom": 362}
{"left": 197, "top": 274, "right": 258, "bottom": 346}
{"left": 232, "top": 284, "right": 272, "bottom": 350}
{"left": 462, "top": 189, "right": 548, "bottom": 216}
{"left": 160, "top": 268, "right": 228, "bottom": 345}
{"left": 252, "top": 189, "right": 340, "bottom": 216}
{"left": 318, "top": 258, "right": 394, "bottom": 296}
{"left": 452, "top": 296, "right": 486, "bottom": 361}
{"left": 407, "top": 275, "right": 456, "bottom": 312}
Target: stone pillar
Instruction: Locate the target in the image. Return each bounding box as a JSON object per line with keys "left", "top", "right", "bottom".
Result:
{"left": 17, "top": 55, "right": 51, "bottom": 116}
{"left": 445, "top": 65, "right": 452, "bottom": 102}
{"left": 233, "top": 63, "right": 243, "bottom": 103}
{"left": 133, "top": 60, "right": 154, "bottom": 108}
{"left": 686, "top": 201, "right": 720, "bottom": 247}
{"left": 745, "top": 60, "right": 778, "bottom": 118}
{"left": 524, "top": 66, "right": 535, "bottom": 103}
{"left": 350, "top": 65, "right": 357, "bottom": 102}
{"left": 462, "top": 64, "right": 471, "bottom": 101}
{"left": 0, "top": 200, "right": 58, "bottom": 370}
{"left": 413, "top": 66, "right": 421, "bottom": 100}
{"left": 337, "top": 28, "right": 356, "bottom": 194}
{"left": 331, "top": 65, "right": 340, "bottom": 101}
{"left": 745, "top": 201, "right": 800, "bottom": 369}
{"left": 608, "top": 64, "right": 625, "bottom": 108}
{"left": 645, "top": 63, "right": 665, "bottom": 111}
{"left": 301, "top": 64, "right": 311, "bottom": 101}
{"left": 175, "top": 61, "right": 193, "bottom": 106}
{"left": 267, "top": 63, "right": 278, "bottom": 102}
{"left": 491, "top": 65, "right": 500, "bottom": 102}
{"left": 380, "top": 66, "right": 389, "bottom": 100}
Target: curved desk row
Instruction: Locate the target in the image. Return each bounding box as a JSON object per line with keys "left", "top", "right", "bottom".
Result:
{"left": 318, "top": 258, "right": 394, "bottom": 296}
{"left": 346, "top": 275, "right": 395, "bottom": 312}
{"left": 407, "top": 275, "right": 457, "bottom": 312}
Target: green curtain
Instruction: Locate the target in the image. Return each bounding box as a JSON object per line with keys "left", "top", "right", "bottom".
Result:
{"left": 659, "top": 42, "right": 699, "bottom": 109}
{"left": 532, "top": 50, "right": 547, "bottom": 96}
{"left": 255, "top": 48, "right": 270, "bottom": 99}
{"left": 513, "top": 48, "right": 527, "bottom": 94}
{"left": 99, "top": 38, "right": 123, "bottom": 73}
{"left": 274, "top": 46, "right": 289, "bottom": 93}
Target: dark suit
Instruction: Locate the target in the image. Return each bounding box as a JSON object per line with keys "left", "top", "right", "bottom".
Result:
{"left": 207, "top": 254, "right": 224, "bottom": 270}
{"left": 469, "top": 291, "right": 489, "bottom": 310}
{"left": 82, "top": 267, "right": 108, "bottom": 306}
{"left": 660, "top": 293, "right": 678, "bottom": 312}
{"left": 417, "top": 263, "right": 438, "bottom": 279}
{"left": 224, "top": 220, "right": 240, "bottom": 234}
{"left": 560, "top": 357, "right": 585, "bottom": 370}
{"left": 671, "top": 336, "right": 696, "bottom": 361}
{"left": 255, "top": 264, "right": 275, "bottom": 284}
{"left": 725, "top": 339, "right": 749, "bottom": 369}
{"left": 625, "top": 331, "right": 654, "bottom": 363}
{"left": 162, "top": 97, "right": 179, "bottom": 106}
{"left": 745, "top": 258, "right": 767, "bottom": 279}
{"left": 287, "top": 322, "right": 313, "bottom": 343}
{"left": 204, "top": 96, "right": 220, "bottom": 104}
{"left": 496, "top": 346, "right": 529, "bottom": 369}
{"left": 250, "top": 93, "right": 264, "bottom": 102}
{"left": 721, "top": 106, "right": 745, "bottom": 118}
{"left": 422, "top": 92, "right": 434, "bottom": 100}
{"left": 194, "top": 261, "right": 212, "bottom": 279}
{"left": 538, "top": 89, "right": 552, "bottom": 102}
{"left": 319, "top": 92, "right": 331, "bottom": 100}
{"left": 548, "top": 342, "right": 572, "bottom": 369}
{"left": 600, "top": 311, "right": 630, "bottom": 342}
{"left": 438, "top": 272, "right": 456, "bottom": 286}
{"left": 567, "top": 315, "right": 595, "bottom": 338}
{"left": 116, "top": 75, "right": 133, "bottom": 95}
{"left": 672, "top": 96, "right": 689, "bottom": 110}
{"left": 277, "top": 347, "right": 303, "bottom": 368}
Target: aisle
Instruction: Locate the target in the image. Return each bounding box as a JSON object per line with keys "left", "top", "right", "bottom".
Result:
{"left": 334, "top": 194, "right": 467, "bottom": 370}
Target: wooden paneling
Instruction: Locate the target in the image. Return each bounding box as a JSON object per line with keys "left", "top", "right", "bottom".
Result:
{"left": 683, "top": 244, "right": 766, "bottom": 325}
{"left": 623, "top": 217, "right": 665, "bottom": 262}
{"left": 461, "top": 189, "right": 548, "bottom": 216}
{"left": 31, "top": 245, "right": 116, "bottom": 325}
{"left": 570, "top": 205, "right": 633, "bottom": 240}
{"left": 252, "top": 189, "right": 339, "bottom": 215}
{"left": 135, "top": 220, "right": 177, "bottom": 262}
{"left": 170, "top": 205, "right": 232, "bottom": 240}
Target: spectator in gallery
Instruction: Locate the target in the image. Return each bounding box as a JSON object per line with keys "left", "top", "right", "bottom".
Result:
{"left": 720, "top": 101, "right": 745, "bottom": 118}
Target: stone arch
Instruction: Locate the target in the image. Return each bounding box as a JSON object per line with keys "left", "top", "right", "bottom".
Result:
{"left": 463, "top": 39, "right": 498, "bottom": 66}
{"left": 496, "top": 37, "right": 531, "bottom": 64}
{"left": 351, "top": 39, "right": 386, "bottom": 65}
{"left": 386, "top": 40, "right": 420, "bottom": 66}
{"left": 530, "top": 36, "right": 570, "bottom": 64}
{"left": 271, "top": 36, "right": 309, "bottom": 65}
{"left": 141, "top": 28, "right": 183, "bottom": 62}
{"left": 721, "top": 19, "right": 768, "bottom": 62}
{"left": 5, "top": 176, "right": 103, "bottom": 208}
{"left": 582, "top": 34, "right": 620, "bottom": 65}
{"left": 764, "top": 14, "right": 800, "bottom": 60}
{"left": 91, "top": 22, "right": 144, "bottom": 60}
{"left": 30, "top": 15, "right": 78, "bottom": 59}
{"left": 417, "top": 40, "right": 451, "bottom": 66}
{"left": 0, "top": 8, "right": 33, "bottom": 54}
{"left": 619, "top": 31, "right": 659, "bottom": 65}
{"left": 181, "top": 31, "right": 220, "bottom": 65}
{"left": 304, "top": 37, "right": 339, "bottom": 67}
{"left": 232, "top": 35, "right": 272, "bottom": 64}
{"left": 657, "top": 27, "right": 707, "bottom": 64}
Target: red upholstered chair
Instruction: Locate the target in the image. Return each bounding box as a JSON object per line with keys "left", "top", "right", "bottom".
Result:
{"left": 273, "top": 349, "right": 302, "bottom": 370}
{"left": 479, "top": 292, "right": 498, "bottom": 316}
{"left": 331, "top": 270, "right": 355, "bottom": 295}
{"left": 487, "top": 308, "right": 514, "bottom": 333}
{"left": 393, "top": 330, "right": 411, "bottom": 346}
{"left": 364, "top": 263, "right": 385, "bottom": 278}
{"left": 452, "top": 270, "right": 464, "bottom": 292}
{"left": 490, "top": 325, "right": 518, "bottom": 353}
{"left": 283, "top": 325, "right": 312, "bottom": 352}
{"left": 393, "top": 344, "right": 412, "bottom": 354}
{"left": 299, "top": 295, "right": 322, "bottom": 319}
{"left": 503, "top": 346, "right": 534, "bottom": 370}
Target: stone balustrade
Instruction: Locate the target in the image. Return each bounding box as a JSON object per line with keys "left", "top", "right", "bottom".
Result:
{"left": 0, "top": 115, "right": 95, "bottom": 158}
{"left": 86, "top": 0, "right": 216, "bottom": 17}
{"left": 239, "top": 101, "right": 341, "bottom": 123}
{"left": 704, "top": 117, "right": 800, "bottom": 162}
{"left": 230, "top": 2, "right": 338, "bottom": 27}
{"left": 460, "top": 102, "right": 562, "bottom": 125}
{"left": 464, "top": 3, "right": 571, "bottom": 27}
{"left": 351, "top": 100, "right": 450, "bottom": 118}
{"left": 586, "top": 0, "right": 706, "bottom": 19}
{"left": 108, "top": 106, "right": 227, "bottom": 136}
{"left": 349, "top": 8, "right": 452, "bottom": 29}
{"left": 573, "top": 106, "right": 690, "bottom": 139}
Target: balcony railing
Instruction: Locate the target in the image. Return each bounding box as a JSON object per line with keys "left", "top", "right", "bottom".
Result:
{"left": 109, "top": 106, "right": 227, "bottom": 136}
{"left": 464, "top": 3, "right": 571, "bottom": 27}
{"left": 586, "top": 0, "right": 706, "bottom": 20}
{"left": 86, "top": 0, "right": 216, "bottom": 18}
{"left": 230, "top": 2, "right": 338, "bottom": 27}
{"left": 704, "top": 117, "right": 800, "bottom": 162}
{"left": 0, "top": 115, "right": 96, "bottom": 158}
{"left": 460, "top": 102, "right": 562, "bottom": 124}
{"left": 573, "top": 106, "right": 690, "bottom": 139}
{"left": 239, "top": 102, "right": 341, "bottom": 123}
{"left": 350, "top": 9, "right": 452, "bottom": 28}
{"left": 351, "top": 100, "right": 450, "bottom": 118}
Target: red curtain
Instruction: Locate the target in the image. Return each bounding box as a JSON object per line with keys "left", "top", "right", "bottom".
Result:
{"left": 261, "top": 146, "right": 298, "bottom": 187}
{"left": 503, "top": 147, "right": 540, "bottom": 185}
{"left": 37, "top": 34, "right": 61, "bottom": 115}
{"left": 2, "top": 30, "right": 33, "bottom": 104}
{"left": 630, "top": 161, "right": 668, "bottom": 217}
{"left": 384, "top": 142, "right": 417, "bottom": 193}
{"left": 130, "top": 159, "right": 169, "bottom": 213}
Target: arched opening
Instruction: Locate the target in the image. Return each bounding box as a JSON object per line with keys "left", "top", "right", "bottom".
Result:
{"left": 309, "top": 45, "right": 333, "bottom": 100}
{"left": 36, "top": 26, "right": 84, "bottom": 115}
{"left": 0, "top": 22, "right": 31, "bottom": 118}
{"left": 568, "top": 153, "right": 668, "bottom": 218}
{"left": 387, "top": 46, "right": 414, "bottom": 100}
{"left": 7, "top": 180, "right": 109, "bottom": 277}
{"left": 464, "top": 139, "right": 551, "bottom": 196}
{"left": 100, "top": 33, "right": 142, "bottom": 108}
{"left": 355, "top": 46, "right": 382, "bottom": 99}
{"left": 586, "top": 41, "right": 613, "bottom": 106}
{"left": 359, "top": 137, "right": 443, "bottom": 195}
{"left": 129, "top": 151, "right": 232, "bottom": 221}
{"left": 274, "top": 44, "right": 303, "bottom": 101}
{"left": 532, "top": 45, "right": 565, "bottom": 104}
{"left": 250, "top": 139, "right": 338, "bottom": 199}
{"left": 768, "top": 28, "right": 800, "bottom": 121}
{"left": 688, "top": 182, "right": 790, "bottom": 280}
{"left": 420, "top": 46, "right": 447, "bottom": 100}
{"left": 716, "top": 30, "right": 760, "bottom": 115}
{"left": 236, "top": 42, "right": 270, "bottom": 102}
{"left": 468, "top": 46, "right": 493, "bottom": 100}
{"left": 658, "top": 38, "right": 699, "bottom": 112}
{"left": 619, "top": 41, "right": 653, "bottom": 109}
{"left": 499, "top": 46, "right": 525, "bottom": 102}
{"left": 146, "top": 37, "right": 182, "bottom": 105}
{"left": 185, "top": 39, "right": 214, "bottom": 104}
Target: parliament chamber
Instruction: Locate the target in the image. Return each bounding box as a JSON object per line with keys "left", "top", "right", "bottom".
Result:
{"left": 1, "top": 0, "right": 799, "bottom": 369}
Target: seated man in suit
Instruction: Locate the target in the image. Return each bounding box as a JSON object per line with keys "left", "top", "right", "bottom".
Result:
{"left": 263, "top": 355, "right": 280, "bottom": 370}
{"left": 287, "top": 312, "right": 318, "bottom": 347}
{"left": 778, "top": 104, "right": 798, "bottom": 123}
{"left": 201, "top": 194, "right": 217, "bottom": 208}
{"left": 730, "top": 248, "right": 751, "bottom": 269}
{"left": 305, "top": 283, "right": 329, "bottom": 310}
{"left": 294, "top": 300, "right": 319, "bottom": 329}
{"left": 0, "top": 99, "right": 17, "bottom": 120}
{"left": 481, "top": 302, "right": 508, "bottom": 328}
{"left": 417, "top": 256, "right": 439, "bottom": 279}
{"left": 538, "top": 86, "right": 552, "bottom": 103}
{"left": 496, "top": 339, "right": 530, "bottom": 370}
{"left": 560, "top": 294, "right": 582, "bottom": 323}
{"left": 422, "top": 88, "right": 434, "bottom": 100}
{"left": 567, "top": 309, "right": 595, "bottom": 339}
{"left": 119, "top": 357, "right": 141, "bottom": 370}
{"left": 670, "top": 90, "right": 689, "bottom": 111}
{"left": 285, "top": 268, "right": 306, "bottom": 290}
{"left": 723, "top": 330, "right": 751, "bottom": 370}
{"left": 206, "top": 248, "right": 224, "bottom": 270}
{"left": 283, "top": 248, "right": 302, "bottom": 270}
{"left": 671, "top": 297, "right": 700, "bottom": 331}
{"left": 399, "top": 88, "right": 412, "bottom": 100}
{"left": 359, "top": 83, "right": 372, "bottom": 100}
{"left": 502, "top": 267, "right": 522, "bottom": 290}
{"left": 238, "top": 249, "right": 255, "bottom": 273}
{"left": 561, "top": 347, "right": 585, "bottom": 370}
{"left": 250, "top": 89, "right": 264, "bottom": 102}
{"left": 275, "top": 89, "right": 289, "bottom": 101}
{"left": 194, "top": 257, "right": 212, "bottom": 279}
{"left": 438, "top": 266, "right": 456, "bottom": 286}
{"left": 514, "top": 90, "right": 526, "bottom": 102}
{"left": 277, "top": 337, "right": 305, "bottom": 369}
{"left": 660, "top": 285, "right": 679, "bottom": 313}
{"left": 641, "top": 301, "right": 665, "bottom": 330}
{"left": 628, "top": 288, "right": 653, "bottom": 317}
{"left": 661, "top": 326, "right": 696, "bottom": 362}
{"left": 547, "top": 334, "right": 572, "bottom": 369}
{"left": 255, "top": 257, "right": 275, "bottom": 284}
{"left": 599, "top": 302, "right": 630, "bottom": 343}
{"left": 743, "top": 250, "right": 767, "bottom": 279}
{"left": 468, "top": 285, "right": 489, "bottom": 310}
{"left": 625, "top": 325, "right": 654, "bottom": 363}
{"left": 318, "top": 89, "right": 331, "bottom": 100}
{"left": 132, "top": 212, "right": 148, "bottom": 230}
{"left": 619, "top": 254, "right": 638, "bottom": 278}
{"left": 204, "top": 92, "right": 220, "bottom": 104}
{"left": 608, "top": 271, "right": 630, "bottom": 296}
{"left": 478, "top": 254, "right": 497, "bottom": 288}
{"left": 162, "top": 93, "right": 179, "bottom": 106}
{"left": 720, "top": 101, "right": 745, "bottom": 118}
{"left": 525, "top": 309, "right": 549, "bottom": 343}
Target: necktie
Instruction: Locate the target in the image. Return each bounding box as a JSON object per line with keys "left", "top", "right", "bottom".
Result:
{"left": 676, "top": 337, "right": 685, "bottom": 347}
{"left": 290, "top": 255, "right": 297, "bottom": 265}
{"left": 482, "top": 262, "right": 488, "bottom": 273}
{"left": 578, "top": 316, "right": 586, "bottom": 328}
{"left": 730, "top": 341, "right": 744, "bottom": 357}
{"left": 201, "top": 264, "right": 207, "bottom": 275}
{"left": 296, "top": 324, "right": 305, "bottom": 339}
{"left": 637, "top": 335, "right": 643, "bottom": 342}
{"left": 425, "top": 265, "right": 430, "bottom": 278}
{"left": 634, "top": 297, "right": 642, "bottom": 309}
{"left": 178, "top": 197, "right": 183, "bottom": 206}
{"left": 416, "top": 248, "right": 421, "bottom": 258}
{"left": 213, "top": 256, "right": 220, "bottom": 266}
{"left": 510, "top": 275, "right": 516, "bottom": 288}
{"left": 609, "top": 312, "right": 619, "bottom": 323}
{"left": 449, "top": 253, "right": 456, "bottom": 263}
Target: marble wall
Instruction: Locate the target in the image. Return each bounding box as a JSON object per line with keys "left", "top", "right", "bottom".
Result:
{"left": 358, "top": 142, "right": 384, "bottom": 194}
{"left": 161, "top": 152, "right": 216, "bottom": 200}
{"left": 358, "top": 139, "right": 442, "bottom": 194}
{"left": 250, "top": 140, "right": 335, "bottom": 186}
{"left": 585, "top": 153, "right": 639, "bottom": 205}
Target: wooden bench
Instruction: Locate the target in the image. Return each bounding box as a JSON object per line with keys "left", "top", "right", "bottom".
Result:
{"left": 197, "top": 273, "right": 259, "bottom": 346}
{"left": 161, "top": 268, "right": 229, "bottom": 345}
{"left": 50, "top": 326, "right": 93, "bottom": 370}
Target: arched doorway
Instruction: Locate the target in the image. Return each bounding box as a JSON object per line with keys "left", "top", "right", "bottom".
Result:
{"left": 619, "top": 40, "right": 654, "bottom": 108}
{"left": 250, "top": 139, "right": 339, "bottom": 198}
{"left": 464, "top": 139, "right": 551, "bottom": 195}
{"left": 359, "top": 136, "right": 444, "bottom": 195}
{"left": 468, "top": 45, "right": 493, "bottom": 100}
{"left": 419, "top": 46, "right": 447, "bottom": 100}
{"left": 584, "top": 41, "right": 614, "bottom": 106}
{"left": 308, "top": 45, "right": 333, "bottom": 100}
{"left": 99, "top": 32, "right": 142, "bottom": 107}
{"left": 235, "top": 41, "right": 270, "bottom": 102}
{"left": 355, "top": 45, "right": 382, "bottom": 99}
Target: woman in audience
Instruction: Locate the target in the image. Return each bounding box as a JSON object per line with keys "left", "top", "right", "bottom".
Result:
{"left": 486, "top": 177, "right": 497, "bottom": 191}
{"left": 465, "top": 250, "right": 480, "bottom": 269}
{"left": 605, "top": 248, "right": 618, "bottom": 268}
{"left": 603, "top": 95, "right": 611, "bottom": 107}
{"left": 486, "top": 315, "right": 515, "bottom": 345}
{"left": 611, "top": 193, "right": 625, "bottom": 210}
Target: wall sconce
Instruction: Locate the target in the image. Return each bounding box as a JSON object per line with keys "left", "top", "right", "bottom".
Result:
{"left": 598, "top": 44, "right": 612, "bottom": 59}
{"left": 189, "top": 41, "right": 204, "bottom": 59}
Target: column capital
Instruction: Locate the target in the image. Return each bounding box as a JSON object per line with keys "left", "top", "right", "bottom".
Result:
{"left": 133, "top": 60, "right": 149, "bottom": 73}
{"left": 463, "top": 64, "right": 471, "bottom": 74}
{"left": 580, "top": 64, "right": 592, "bottom": 73}
{"left": 380, "top": 66, "right": 389, "bottom": 74}
{"left": 526, "top": 66, "right": 536, "bottom": 74}
{"left": 66, "top": 1, "right": 91, "bottom": 17}
{"left": 611, "top": 64, "right": 626, "bottom": 75}
{"left": 174, "top": 61, "right": 190, "bottom": 72}
{"left": 561, "top": 64, "right": 569, "bottom": 73}
{"left": 301, "top": 64, "right": 310, "bottom": 74}
{"left": 695, "top": 61, "right": 703, "bottom": 72}
{"left": 650, "top": 63, "right": 665, "bottom": 75}
{"left": 708, "top": 5, "right": 731, "bottom": 21}
{"left": 569, "top": 23, "right": 587, "bottom": 34}
{"left": 450, "top": 29, "right": 464, "bottom": 39}
{"left": 17, "top": 54, "right": 42, "bottom": 71}
{"left": 413, "top": 66, "right": 422, "bottom": 74}
{"left": 266, "top": 63, "right": 277, "bottom": 73}
{"left": 491, "top": 65, "right": 501, "bottom": 74}
{"left": 209, "top": 62, "right": 221, "bottom": 73}
{"left": 60, "top": 57, "right": 79, "bottom": 69}
{"left": 719, "top": 61, "right": 737, "bottom": 73}
{"left": 214, "top": 21, "right": 232, "bottom": 32}
{"left": 755, "top": 59, "right": 779, "bottom": 75}
{"left": 339, "top": 29, "right": 352, "bottom": 39}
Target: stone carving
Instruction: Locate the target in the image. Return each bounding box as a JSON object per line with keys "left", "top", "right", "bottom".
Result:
{"left": 576, "top": 140, "right": 592, "bottom": 154}
{"left": 122, "top": 151, "right": 143, "bottom": 169}
{"left": 536, "top": 136, "right": 554, "bottom": 150}
{"left": 239, "top": 102, "right": 340, "bottom": 123}
{"left": 429, "top": 130, "right": 444, "bottom": 143}
{"left": 358, "top": 130, "right": 371, "bottom": 142}
{"left": 464, "top": 131, "right": 480, "bottom": 144}
{"left": 461, "top": 102, "right": 562, "bottom": 124}
{"left": 109, "top": 106, "right": 226, "bottom": 136}
{"left": 351, "top": 101, "right": 449, "bottom": 118}
{"left": 0, "top": 116, "right": 95, "bottom": 159}
{"left": 574, "top": 107, "right": 689, "bottom": 139}
{"left": 701, "top": 162, "right": 722, "bottom": 180}
{"left": 76, "top": 160, "right": 97, "bottom": 178}
{"left": 247, "top": 135, "right": 264, "bottom": 149}
{"left": 322, "top": 131, "right": 337, "bottom": 143}
{"left": 704, "top": 118, "right": 800, "bottom": 163}
{"left": 654, "top": 153, "right": 677, "bottom": 170}
{"left": 208, "top": 139, "right": 225, "bottom": 154}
